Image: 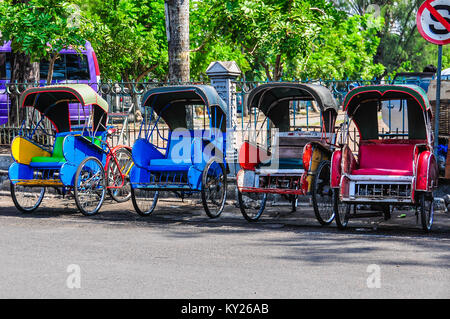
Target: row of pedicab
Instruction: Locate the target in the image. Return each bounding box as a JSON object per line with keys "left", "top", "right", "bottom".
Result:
{"left": 8, "top": 81, "right": 438, "bottom": 232}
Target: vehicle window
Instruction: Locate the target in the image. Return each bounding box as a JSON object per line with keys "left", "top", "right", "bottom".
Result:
{"left": 190, "top": 104, "right": 211, "bottom": 130}
{"left": 66, "top": 54, "right": 90, "bottom": 80}
{"left": 0, "top": 53, "right": 11, "bottom": 80}
{"left": 381, "top": 99, "right": 409, "bottom": 136}
{"left": 40, "top": 54, "right": 90, "bottom": 81}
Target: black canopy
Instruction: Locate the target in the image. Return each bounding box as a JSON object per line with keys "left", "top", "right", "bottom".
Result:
{"left": 246, "top": 83, "right": 339, "bottom": 132}
{"left": 20, "top": 84, "right": 108, "bottom": 133}
{"left": 141, "top": 85, "right": 227, "bottom": 132}
{"left": 343, "top": 84, "right": 431, "bottom": 140}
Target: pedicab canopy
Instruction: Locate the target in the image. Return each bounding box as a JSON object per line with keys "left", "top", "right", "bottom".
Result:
{"left": 20, "top": 84, "right": 108, "bottom": 133}
{"left": 246, "top": 83, "right": 339, "bottom": 132}
{"left": 141, "top": 85, "right": 227, "bottom": 132}
{"left": 343, "top": 84, "right": 432, "bottom": 141}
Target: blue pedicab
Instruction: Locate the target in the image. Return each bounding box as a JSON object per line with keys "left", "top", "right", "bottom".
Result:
{"left": 129, "top": 85, "right": 228, "bottom": 218}
{"left": 9, "top": 84, "right": 130, "bottom": 216}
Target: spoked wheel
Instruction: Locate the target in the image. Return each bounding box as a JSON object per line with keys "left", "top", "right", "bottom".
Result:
{"left": 106, "top": 147, "right": 133, "bottom": 203}
{"left": 131, "top": 187, "right": 159, "bottom": 217}
{"left": 10, "top": 183, "right": 45, "bottom": 213}
{"left": 201, "top": 158, "right": 227, "bottom": 218}
{"left": 74, "top": 157, "right": 106, "bottom": 216}
{"left": 333, "top": 189, "right": 351, "bottom": 230}
{"left": 312, "top": 160, "right": 334, "bottom": 225}
{"left": 238, "top": 190, "right": 268, "bottom": 222}
{"left": 419, "top": 193, "right": 434, "bottom": 232}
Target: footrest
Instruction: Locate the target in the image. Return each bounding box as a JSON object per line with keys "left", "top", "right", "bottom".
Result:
{"left": 346, "top": 174, "right": 413, "bottom": 182}
{"left": 255, "top": 168, "right": 305, "bottom": 176}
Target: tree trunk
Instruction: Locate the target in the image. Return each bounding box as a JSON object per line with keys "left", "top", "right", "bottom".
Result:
{"left": 273, "top": 54, "right": 283, "bottom": 81}
{"left": 9, "top": 0, "right": 40, "bottom": 125}
{"left": 46, "top": 53, "right": 59, "bottom": 85}
{"left": 165, "top": 0, "right": 190, "bottom": 83}
{"left": 9, "top": 52, "right": 39, "bottom": 125}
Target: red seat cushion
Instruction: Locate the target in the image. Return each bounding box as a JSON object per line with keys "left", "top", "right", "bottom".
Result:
{"left": 352, "top": 140, "right": 421, "bottom": 176}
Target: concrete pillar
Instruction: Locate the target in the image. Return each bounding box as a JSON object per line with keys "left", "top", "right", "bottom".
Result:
{"left": 206, "top": 61, "right": 241, "bottom": 175}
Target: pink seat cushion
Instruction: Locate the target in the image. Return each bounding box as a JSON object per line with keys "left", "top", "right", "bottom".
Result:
{"left": 353, "top": 140, "right": 420, "bottom": 176}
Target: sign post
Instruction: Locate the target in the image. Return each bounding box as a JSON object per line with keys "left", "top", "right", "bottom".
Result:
{"left": 416, "top": 0, "right": 450, "bottom": 157}
{"left": 435, "top": 44, "right": 443, "bottom": 156}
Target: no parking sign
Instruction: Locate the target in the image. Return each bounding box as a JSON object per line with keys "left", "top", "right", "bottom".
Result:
{"left": 416, "top": 0, "right": 449, "bottom": 157}
{"left": 417, "top": 0, "right": 450, "bottom": 45}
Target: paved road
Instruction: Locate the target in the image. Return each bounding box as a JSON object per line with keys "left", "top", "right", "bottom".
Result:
{"left": 0, "top": 194, "right": 449, "bottom": 299}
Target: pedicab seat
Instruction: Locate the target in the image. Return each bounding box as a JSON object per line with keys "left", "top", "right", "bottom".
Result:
{"left": 134, "top": 133, "right": 195, "bottom": 172}
{"left": 146, "top": 159, "right": 191, "bottom": 172}
{"left": 351, "top": 140, "right": 417, "bottom": 176}
{"left": 260, "top": 158, "right": 304, "bottom": 169}
{"left": 29, "top": 136, "right": 66, "bottom": 168}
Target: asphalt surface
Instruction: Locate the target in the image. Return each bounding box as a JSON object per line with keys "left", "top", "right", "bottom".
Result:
{"left": 0, "top": 194, "right": 449, "bottom": 299}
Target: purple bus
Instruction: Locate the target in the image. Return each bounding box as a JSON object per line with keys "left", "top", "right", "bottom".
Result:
{"left": 0, "top": 41, "right": 101, "bottom": 125}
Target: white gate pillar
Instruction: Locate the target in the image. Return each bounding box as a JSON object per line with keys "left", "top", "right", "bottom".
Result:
{"left": 206, "top": 61, "right": 241, "bottom": 175}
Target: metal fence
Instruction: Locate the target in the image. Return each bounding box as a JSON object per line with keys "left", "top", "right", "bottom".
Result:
{"left": 0, "top": 76, "right": 435, "bottom": 153}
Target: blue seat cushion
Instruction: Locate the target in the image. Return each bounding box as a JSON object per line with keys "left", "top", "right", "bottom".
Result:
{"left": 147, "top": 159, "right": 191, "bottom": 172}
{"left": 28, "top": 161, "right": 65, "bottom": 169}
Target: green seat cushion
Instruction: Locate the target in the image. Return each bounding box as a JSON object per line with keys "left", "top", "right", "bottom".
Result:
{"left": 30, "top": 136, "right": 66, "bottom": 163}
{"left": 31, "top": 156, "right": 65, "bottom": 163}
{"left": 52, "top": 136, "right": 65, "bottom": 158}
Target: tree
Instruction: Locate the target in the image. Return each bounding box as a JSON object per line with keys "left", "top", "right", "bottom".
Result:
{"left": 165, "top": 0, "right": 190, "bottom": 82}
{"left": 332, "top": 0, "right": 450, "bottom": 76}
{"left": 302, "top": 13, "right": 385, "bottom": 79}
{"left": 189, "top": 0, "right": 250, "bottom": 80}
{"left": 0, "top": 0, "right": 94, "bottom": 84}
{"left": 0, "top": 0, "right": 39, "bottom": 91}
{"left": 190, "top": 0, "right": 384, "bottom": 81}
{"left": 78, "top": 0, "right": 168, "bottom": 82}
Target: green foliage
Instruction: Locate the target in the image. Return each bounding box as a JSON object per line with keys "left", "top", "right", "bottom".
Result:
{"left": 304, "top": 13, "right": 385, "bottom": 79}
{"left": 191, "top": 0, "right": 384, "bottom": 81}
{"left": 0, "top": 0, "right": 93, "bottom": 63}
{"left": 334, "top": 0, "right": 450, "bottom": 76}
{"left": 76, "top": 0, "right": 168, "bottom": 82}
{"left": 2, "top": 0, "right": 429, "bottom": 82}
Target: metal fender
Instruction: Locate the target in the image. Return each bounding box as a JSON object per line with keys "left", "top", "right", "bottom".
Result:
{"left": 330, "top": 150, "right": 342, "bottom": 188}
{"left": 300, "top": 172, "right": 308, "bottom": 194}
{"left": 238, "top": 141, "right": 270, "bottom": 171}
{"left": 415, "top": 151, "right": 438, "bottom": 192}
{"left": 59, "top": 162, "right": 78, "bottom": 186}
{"left": 188, "top": 166, "right": 203, "bottom": 190}
{"left": 303, "top": 142, "right": 330, "bottom": 193}
{"left": 8, "top": 162, "right": 34, "bottom": 184}
{"left": 129, "top": 165, "right": 152, "bottom": 187}
{"left": 339, "top": 175, "right": 350, "bottom": 200}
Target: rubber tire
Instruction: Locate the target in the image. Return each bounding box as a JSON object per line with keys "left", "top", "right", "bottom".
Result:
{"left": 106, "top": 147, "right": 132, "bottom": 203}
{"left": 237, "top": 190, "right": 268, "bottom": 222}
{"left": 312, "top": 160, "right": 335, "bottom": 225}
{"left": 10, "top": 182, "right": 45, "bottom": 214}
{"left": 201, "top": 158, "right": 227, "bottom": 218}
{"left": 130, "top": 186, "right": 159, "bottom": 217}
{"left": 333, "top": 189, "right": 350, "bottom": 230}
{"left": 74, "top": 156, "right": 106, "bottom": 216}
{"left": 419, "top": 192, "right": 434, "bottom": 232}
